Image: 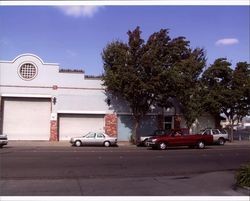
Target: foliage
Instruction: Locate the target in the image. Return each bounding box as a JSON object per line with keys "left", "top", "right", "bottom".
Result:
{"left": 232, "top": 62, "right": 250, "bottom": 120}
{"left": 102, "top": 27, "right": 170, "bottom": 140}
{"left": 168, "top": 41, "right": 206, "bottom": 128}
{"left": 102, "top": 26, "right": 249, "bottom": 138}
{"left": 202, "top": 58, "right": 250, "bottom": 140}
{"left": 236, "top": 164, "right": 250, "bottom": 187}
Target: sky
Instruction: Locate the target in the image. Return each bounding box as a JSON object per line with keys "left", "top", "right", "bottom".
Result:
{"left": 0, "top": 5, "right": 249, "bottom": 75}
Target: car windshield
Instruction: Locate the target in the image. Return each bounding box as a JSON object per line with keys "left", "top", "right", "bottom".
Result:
{"left": 83, "top": 132, "right": 95, "bottom": 137}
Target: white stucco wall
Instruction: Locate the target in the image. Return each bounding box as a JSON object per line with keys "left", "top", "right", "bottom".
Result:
{"left": 0, "top": 54, "right": 126, "bottom": 114}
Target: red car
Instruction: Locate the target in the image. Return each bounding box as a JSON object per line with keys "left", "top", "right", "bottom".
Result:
{"left": 146, "top": 130, "right": 213, "bottom": 150}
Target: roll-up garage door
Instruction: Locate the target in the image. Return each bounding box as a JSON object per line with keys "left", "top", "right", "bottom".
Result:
{"left": 2, "top": 98, "right": 51, "bottom": 140}
{"left": 59, "top": 114, "right": 105, "bottom": 140}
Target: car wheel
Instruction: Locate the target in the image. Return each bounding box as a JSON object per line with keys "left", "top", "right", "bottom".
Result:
{"left": 143, "top": 139, "right": 149, "bottom": 146}
{"left": 158, "top": 142, "right": 167, "bottom": 150}
{"left": 197, "top": 141, "right": 205, "bottom": 149}
{"left": 218, "top": 138, "right": 225, "bottom": 145}
{"left": 103, "top": 141, "right": 111, "bottom": 147}
{"left": 75, "top": 140, "right": 82, "bottom": 147}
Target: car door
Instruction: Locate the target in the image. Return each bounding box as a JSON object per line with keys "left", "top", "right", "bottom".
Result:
{"left": 95, "top": 133, "right": 105, "bottom": 145}
{"left": 167, "top": 133, "right": 183, "bottom": 146}
{"left": 212, "top": 129, "right": 220, "bottom": 141}
{"left": 84, "top": 132, "right": 96, "bottom": 145}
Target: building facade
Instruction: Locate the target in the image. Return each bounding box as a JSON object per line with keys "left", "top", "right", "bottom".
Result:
{"left": 0, "top": 54, "right": 215, "bottom": 141}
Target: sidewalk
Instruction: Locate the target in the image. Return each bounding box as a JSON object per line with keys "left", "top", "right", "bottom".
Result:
{"left": 226, "top": 141, "right": 250, "bottom": 146}
{"left": 5, "top": 140, "right": 250, "bottom": 147}
{"left": 6, "top": 140, "right": 133, "bottom": 147}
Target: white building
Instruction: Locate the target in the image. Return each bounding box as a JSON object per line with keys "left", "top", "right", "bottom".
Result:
{"left": 0, "top": 54, "right": 215, "bottom": 141}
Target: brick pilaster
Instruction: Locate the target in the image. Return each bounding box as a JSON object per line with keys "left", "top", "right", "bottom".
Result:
{"left": 104, "top": 114, "right": 117, "bottom": 137}
{"left": 50, "top": 120, "right": 58, "bottom": 141}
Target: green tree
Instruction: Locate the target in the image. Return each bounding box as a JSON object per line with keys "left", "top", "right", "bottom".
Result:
{"left": 102, "top": 27, "right": 169, "bottom": 141}
{"left": 232, "top": 62, "right": 250, "bottom": 121}
{"left": 202, "top": 58, "right": 250, "bottom": 141}
{"left": 102, "top": 27, "right": 208, "bottom": 138}
{"left": 165, "top": 36, "right": 206, "bottom": 129}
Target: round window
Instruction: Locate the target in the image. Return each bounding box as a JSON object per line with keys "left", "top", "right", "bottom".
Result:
{"left": 18, "top": 63, "right": 38, "bottom": 80}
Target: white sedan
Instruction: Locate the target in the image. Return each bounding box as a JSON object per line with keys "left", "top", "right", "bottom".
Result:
{"left": 70, "top": 132, "right": 117, "bottom": 147}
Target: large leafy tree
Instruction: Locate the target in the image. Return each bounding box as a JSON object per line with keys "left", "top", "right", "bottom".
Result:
{"left": 102, "top": 27, "right": 171, "bottom": 141}
{"left": 202, "top": 58, "right": 250, "bottom": 141}
{"left": 102, "top": 27, "right": 209, "bottom": 139}
{"left": 169, "top": 41, "right": 207, "bottom": 129}
{"left": 232, "top": 62, "right": 250, "bottom": 121}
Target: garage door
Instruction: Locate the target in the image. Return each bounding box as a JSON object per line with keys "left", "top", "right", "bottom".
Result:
{"left": 118, "top": 115, "right": 133, "bottom": 141}
{"left": 3, "top": 98, "right": 51, "bottom": 140}
{"left": 59, "top": 114, "right": 104, "bottom": 140}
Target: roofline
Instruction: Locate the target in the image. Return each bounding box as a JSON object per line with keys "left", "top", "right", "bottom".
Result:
{"left": 0, "top": 53, "right": 59, "bottom": 66}
{"left": 58, "top": 110, "right": 107, "bottom": 115}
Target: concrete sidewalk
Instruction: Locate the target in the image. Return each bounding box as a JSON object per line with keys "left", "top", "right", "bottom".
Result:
{"left": 226, "top": 141, "right": 250, "bottom": 146}
{"left": 5, "top": 140, "right": 133, "bottom": 147}
{"left": 4, "top": 140, "right": 250, "bottom": 147}
{"left": 3, "top": 140, "right": 250, "bottom": 148}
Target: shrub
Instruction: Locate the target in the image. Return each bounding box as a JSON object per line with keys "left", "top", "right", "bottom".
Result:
{"left": 236, "top": 164, "right": 250, "bottom": 187}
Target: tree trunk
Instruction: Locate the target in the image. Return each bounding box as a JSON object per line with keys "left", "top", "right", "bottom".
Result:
{"left": 230, "top": 124, "right": 234, "bottom": 142}
{"left": 132, "top": 117, "right": 140, "bottom": 144}
{"left": 214, "top": 113, "right": 222, "bottom": 129}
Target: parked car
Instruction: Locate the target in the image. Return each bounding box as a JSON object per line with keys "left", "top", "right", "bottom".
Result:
{"left": 0, "top": 134, "right": 8, "bottom": 148}
{"left": 200, "top": 128, "right": 229, "bottom": 145}
{"left": 137, "top": 129, "right": 171, "bottom": 146}
{"left": 147, "top": 130, "right": 213, "bottom": 150}
{"left": 70, "top": 132, "right": 117, "bottom": 147}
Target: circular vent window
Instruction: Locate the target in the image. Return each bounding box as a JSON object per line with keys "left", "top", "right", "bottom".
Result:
{"left": 18, "top": 63, "right": 38, "bottom": 80}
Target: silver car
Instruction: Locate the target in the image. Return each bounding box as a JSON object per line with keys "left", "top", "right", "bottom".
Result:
{"left": 70, "top": 132, "right": 117, "bottom": 147}
{"left": 201, "top": 128, "right": 229, "bottom": 145}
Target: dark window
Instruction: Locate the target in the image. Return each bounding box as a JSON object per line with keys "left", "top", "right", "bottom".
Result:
{"left": 164, "top": 116, "right": 172, "bottom": 130}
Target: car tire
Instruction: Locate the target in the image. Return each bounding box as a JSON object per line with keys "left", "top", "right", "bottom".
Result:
{"left": 197, "top": 141, "right": 205, "bottom": 149}
{"left": 218, "top": 138, "right": 225, "bottom": 145}
{"left": 75, "top": 140, "right": 82, "bottom": 147}
{"left": 103, "top": 141, "right": 111, "bottom": 147}
{"left": 158, "top": 142, "right": 167, "bottom": 150}
{"left": 143, "top": 139, "right": 149, "bottom": 146}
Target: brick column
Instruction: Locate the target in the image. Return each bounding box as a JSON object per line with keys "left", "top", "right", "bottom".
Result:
{"left": 104, "top": 114, "right": 117, "bottom": 137}
{"left": 50, "top": 120, "right": 58, "bottom": 141}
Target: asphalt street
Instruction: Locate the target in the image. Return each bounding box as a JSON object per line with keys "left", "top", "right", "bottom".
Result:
{"left": 0, "top": 142, "right": 250, "bottom": 196}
